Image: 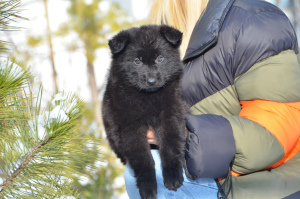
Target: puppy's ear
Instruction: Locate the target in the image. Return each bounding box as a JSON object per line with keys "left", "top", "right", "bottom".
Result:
{"left": 160, "top": 25, "right": 182, "bottom": 47}
{"left": 108, "top": 31, "right": 130, "bottom": 55}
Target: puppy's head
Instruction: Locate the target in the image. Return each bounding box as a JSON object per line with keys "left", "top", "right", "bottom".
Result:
{"left": 108, "top": 25, "right": 183, "bottom": 92}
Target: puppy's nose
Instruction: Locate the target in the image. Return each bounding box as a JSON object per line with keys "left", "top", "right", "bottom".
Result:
{"left": 147, "top": 78, "right": 157, "bottom": 85}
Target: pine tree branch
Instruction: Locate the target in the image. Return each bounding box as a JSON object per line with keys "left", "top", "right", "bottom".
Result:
{"left": 1, "top": 62, "right": 100, "bottom": 198}
{"left": 0, "top": 137, "right": 52, "bottom": 193}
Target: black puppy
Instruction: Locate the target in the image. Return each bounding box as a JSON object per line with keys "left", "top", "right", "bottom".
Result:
{"left": 102, "top": 25, "right": 187, "bottom": 199}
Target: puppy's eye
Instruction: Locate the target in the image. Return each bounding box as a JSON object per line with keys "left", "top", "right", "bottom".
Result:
{"left": 155, "top": 55, "right": 164, "bottom": 63}
{"left": 134, "top": 58, "right": 142, "bottom": 66}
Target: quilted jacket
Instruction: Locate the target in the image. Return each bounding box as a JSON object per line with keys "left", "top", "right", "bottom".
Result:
{"left": 182, "top": 0, "right": 300, "bottom": 198}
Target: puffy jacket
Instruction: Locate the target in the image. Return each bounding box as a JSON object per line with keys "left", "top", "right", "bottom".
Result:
{"left": 182, "top": 0, "right": 300, "bottom": 198}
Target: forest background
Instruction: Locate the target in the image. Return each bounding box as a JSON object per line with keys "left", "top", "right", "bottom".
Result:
{"left": 0, "top": 0, "right": 299, "bottom": 198}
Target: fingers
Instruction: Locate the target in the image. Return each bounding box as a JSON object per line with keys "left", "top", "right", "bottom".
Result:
{"left": 147, "top": 127, "right": 188, "bottom": 144}
{"left": 147, "top": 127, "right": 157, "bottom": 145}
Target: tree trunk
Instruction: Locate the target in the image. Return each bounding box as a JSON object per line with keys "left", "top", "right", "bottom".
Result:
{"left": 87, "top": 62, "right": 103, "bottom": 138}
{"left": 43, "top": 0, "right": 59, "bottom": 93}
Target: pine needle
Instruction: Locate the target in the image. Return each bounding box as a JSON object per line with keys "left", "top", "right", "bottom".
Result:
{"left": 0, "top": 61, "right": 99, "bottom": 198}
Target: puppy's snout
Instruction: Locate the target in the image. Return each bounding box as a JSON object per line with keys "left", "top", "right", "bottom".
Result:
{"left": 147, "top": 78, "right": 157, "bottom": 85}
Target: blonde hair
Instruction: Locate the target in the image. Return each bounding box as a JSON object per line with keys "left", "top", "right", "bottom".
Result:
{"left": 147, "top": 0, "right": 209, "bottom": 58}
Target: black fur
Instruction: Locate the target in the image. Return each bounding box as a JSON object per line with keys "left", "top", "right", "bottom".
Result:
{"left": 102, "top": 25, "right": 187, "bottom": 199}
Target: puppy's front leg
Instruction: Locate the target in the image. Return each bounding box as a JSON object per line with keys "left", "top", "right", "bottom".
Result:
{"left": 123, "top": 125, "right": 157, "bottom": 199}
{"left": 157, "top": 114, "right": 185, "bottom": 191}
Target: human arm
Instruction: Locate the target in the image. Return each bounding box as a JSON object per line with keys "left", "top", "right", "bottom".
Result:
{"left": 183, "top": 8, "right": 300, "bottom": 180}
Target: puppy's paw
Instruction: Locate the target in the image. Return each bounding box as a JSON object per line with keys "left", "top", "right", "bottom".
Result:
{"left": 139, "top": 186, "right": 157, "bottom": 199}
{"left": 138, "top": 175, "right": 157, "bottom": 199}
{"left": 163, "top": 168, "right": 183, "bottom": 191}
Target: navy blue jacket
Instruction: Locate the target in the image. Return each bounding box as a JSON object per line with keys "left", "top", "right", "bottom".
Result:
{"left": 181, "top": 0, "right": 300, "bottom": 198}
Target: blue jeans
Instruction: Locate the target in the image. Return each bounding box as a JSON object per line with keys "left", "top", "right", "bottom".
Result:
{"left": 124, "top": 150, "right": 219, "bottom": 199}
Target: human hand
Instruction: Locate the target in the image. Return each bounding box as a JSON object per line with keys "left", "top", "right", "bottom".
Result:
{"left": 147, "top": 126, "right": 157, "bottom": 145}
{"left": 147, "top": 127, "right": 188, "bottom": 145}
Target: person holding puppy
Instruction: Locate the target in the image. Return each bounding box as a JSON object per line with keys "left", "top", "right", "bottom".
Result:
{"left": 125, "top": 0, "right": 300, "bottom": 198}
